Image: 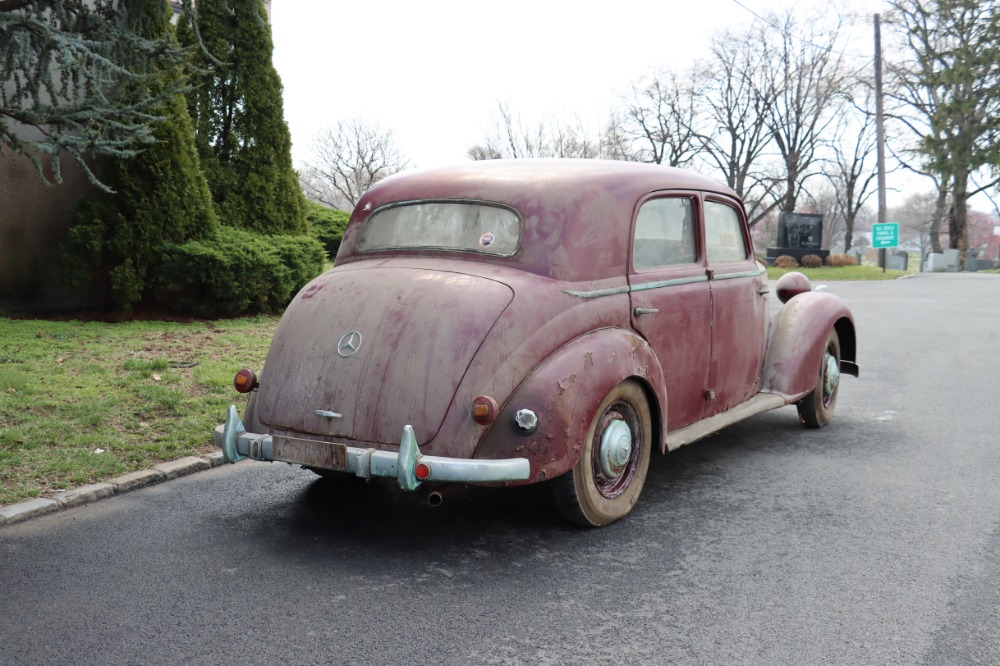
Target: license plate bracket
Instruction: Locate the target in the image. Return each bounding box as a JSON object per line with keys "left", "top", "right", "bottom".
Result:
{"left": 272, "top": 435, "right": 348, "bottom": 471}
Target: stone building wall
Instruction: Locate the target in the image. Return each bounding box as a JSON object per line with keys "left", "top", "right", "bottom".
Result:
{"left": 0, "top": 151, "right": 95, "bottom": 308}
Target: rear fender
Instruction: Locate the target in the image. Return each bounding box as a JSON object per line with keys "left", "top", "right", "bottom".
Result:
{"left": 762, "top": 291, "right": 858, "bottom": 401}
{"left": 474, "top": 328, "right": 667, "bottom": 484}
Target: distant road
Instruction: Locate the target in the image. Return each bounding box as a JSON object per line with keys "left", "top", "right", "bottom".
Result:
{"left": 2, "top": 272, "right": 999, "bottom": 665}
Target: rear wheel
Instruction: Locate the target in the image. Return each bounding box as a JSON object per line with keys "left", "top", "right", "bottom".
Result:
{"left": 552, "top": 380, "right": 652, "bottom": 527}
{"left": 797, "top": 328, "right": 841, "bottom": 428}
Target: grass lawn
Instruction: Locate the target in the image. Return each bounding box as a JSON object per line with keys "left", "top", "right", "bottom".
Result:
{"left": 0, "top": 315, "right": 278, "bottom": 506}
{"left": 766, "top": 265, "right": 911, "bottom": 281}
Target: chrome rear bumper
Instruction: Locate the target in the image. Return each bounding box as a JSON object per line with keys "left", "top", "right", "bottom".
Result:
{"left": 214, "top": 405, "right": 531, "bottom": 491}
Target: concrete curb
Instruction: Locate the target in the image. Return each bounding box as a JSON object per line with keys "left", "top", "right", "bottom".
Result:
{"left": 0, "top": 451, "right": 225, "bottom": 529}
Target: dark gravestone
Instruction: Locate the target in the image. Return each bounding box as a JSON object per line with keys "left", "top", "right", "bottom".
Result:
{"left": 766, "top": 212, "right": 830, "bottom": 265}
{"left": 889, "top": 250, "right": 908, "bottom": 271}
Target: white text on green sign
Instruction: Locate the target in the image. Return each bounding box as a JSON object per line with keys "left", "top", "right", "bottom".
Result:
{"left": 872, "top": 223, "right": 899, "bottom": 249}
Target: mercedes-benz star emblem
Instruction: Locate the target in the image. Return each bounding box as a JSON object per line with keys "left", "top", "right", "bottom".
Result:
{"left": 337, "top": 331, "right": 363, "bottom": 357}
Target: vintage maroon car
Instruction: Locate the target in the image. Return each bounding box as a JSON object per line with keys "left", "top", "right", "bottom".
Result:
{"left": 216, "top": 160, "right": 858, "bottom": 526}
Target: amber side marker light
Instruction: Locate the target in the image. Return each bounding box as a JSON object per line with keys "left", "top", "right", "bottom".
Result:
{"left": 471, "top": 395, "right": 499, "bottom": 425}
{"left": 233, "top": 368, "right": 258, "bottom": 393}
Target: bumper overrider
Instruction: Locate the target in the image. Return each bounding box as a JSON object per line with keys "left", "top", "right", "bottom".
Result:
{"left": 214, "top": 406, "right": 531, "bottom": 491}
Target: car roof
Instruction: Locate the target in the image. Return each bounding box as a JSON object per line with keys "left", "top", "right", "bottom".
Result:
{"left": 338, "top": 159, "right": 741, "bottom": 282}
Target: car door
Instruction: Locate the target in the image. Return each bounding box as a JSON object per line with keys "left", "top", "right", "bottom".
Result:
{"left": 628, "top": 193, "right": 712, "bottom": 431}
{"left": 703, "top": 196, "right": 768, "bottom": 416}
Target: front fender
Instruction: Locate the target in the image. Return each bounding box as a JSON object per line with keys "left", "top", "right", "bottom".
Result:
{"left": 762, "top": 291, "right": 858, "bottom": 401}
{"left": 474, "top": 328, "right": 667, "bottom": 484}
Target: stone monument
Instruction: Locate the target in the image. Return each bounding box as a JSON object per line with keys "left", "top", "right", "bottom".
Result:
{"left": 766, "top": 212, "right": 830, "bottom": 265}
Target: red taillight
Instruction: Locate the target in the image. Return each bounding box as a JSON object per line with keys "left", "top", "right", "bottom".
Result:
{"left": 471, "top": 395, "right": 499, "bottom": 425}
{"left": 415, "top": 462, "right": 431, "bottom": 480}
{"left": 233, "top": 368, "right": 258, "bottom": 393}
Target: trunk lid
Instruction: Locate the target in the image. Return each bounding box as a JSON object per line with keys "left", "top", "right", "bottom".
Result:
{"left": 256, "top": 266, "right": 513, "bottom": 445}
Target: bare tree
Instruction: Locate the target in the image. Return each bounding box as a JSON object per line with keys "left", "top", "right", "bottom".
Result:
{"left": 825, "top": 83, "right": 880, "bottom": 251}
{"left": 616, "top": 69, "right": 701, "bottom": 166}
{"left": 467, "top": 101, "right": 546, "bottom": 160}
{"left": 889, "top": 190, "right": 947, "bottom": 258}
{"left": 695, "top": 25, "right": 782, "bottom": 226}
{"left": 802, "top": 185, "right": 847, "bottom": 251}
{"left": 302, "top": 118, "right": 408, "bottom": 209}
{"left": 599, "top": 111, "right": 635, "bottom": 161}
{"left": 467, "top": 101, "right": 603, "bottom": 160}
{"left": 763, "top": 9, "right": 849, "bottom": 213}
{"left": 549, "top": 122, "right": 602, "bottom": 159}
{"left": 884, "top": 7, "right": 954, "bottom": 254}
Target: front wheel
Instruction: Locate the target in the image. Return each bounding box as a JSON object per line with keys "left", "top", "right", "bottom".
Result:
{"left": 796, "top": 328, "right": 841, "bottom": 428}
{"left": 552, "top": 380, "right": 652, "bottom": 527}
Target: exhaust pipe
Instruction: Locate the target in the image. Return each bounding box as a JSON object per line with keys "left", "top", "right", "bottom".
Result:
{"left": 426, "top": 484, "right": 463, "bottom": 507}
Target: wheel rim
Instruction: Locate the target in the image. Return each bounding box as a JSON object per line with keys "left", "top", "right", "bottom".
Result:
{"left": 822, "top": 347, "right": 840, "bottom": 407}
{"left": 591, "top": 400, "right": 642, "bottom": 499}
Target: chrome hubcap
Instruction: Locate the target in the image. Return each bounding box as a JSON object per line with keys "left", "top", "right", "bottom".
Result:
{"left": 599, "top": 419, "right": 633, "bottom": 479}
{"left": 823, "top": 352, "right": 840, "bottom": 405}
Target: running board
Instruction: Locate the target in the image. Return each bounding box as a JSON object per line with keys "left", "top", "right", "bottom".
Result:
{"left": 664, "top": 393, "right": 787, "bottom": 452}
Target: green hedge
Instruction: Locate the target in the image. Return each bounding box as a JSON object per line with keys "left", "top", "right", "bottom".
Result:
{"left": 158, "top": 226, "right": 326, "bottom": 316}
{"left": 305, "top": 199, "right": 350, "bottom": 259}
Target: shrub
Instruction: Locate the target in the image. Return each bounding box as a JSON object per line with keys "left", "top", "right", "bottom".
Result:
{"left": 305, "top": 200, "right": 350, "bottom": 259}
{"left": 800, "top": 254, "right": 823, "bottom": 268}
{"left": 58, "top": 3, "right": 218, "bottom": 312}
{"left": 774, "top": 255, "right": 799, "bottom": 268}
{"left": 158, "top": 226, "right": 325, "bottom": 316}
{"left": 826, "top": 253, "right": 859, "bottom": 267}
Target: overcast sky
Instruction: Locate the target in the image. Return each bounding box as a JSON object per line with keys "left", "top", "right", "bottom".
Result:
{"left": 271, "top": 0, "right": 888, "bottom": 167}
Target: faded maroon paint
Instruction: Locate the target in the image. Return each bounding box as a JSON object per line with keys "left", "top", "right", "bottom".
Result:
{"left": 703, "top": 197, "right": 768, "bottom": 415}
{"left": 337, "top": 160, "right": 735, "bottom": 283}
{"left": 254, "top": 252, "right": 641, "bottom": 467}
{"left": 628, "top": 263, "right": 712, "bottom": 430}
{"left": 705, "top": 270, "right": 769, "bottom": 416}
{"left": 238, "top": 159, "right": 856, "bottom": 488}
{"left": 775, "top": 271, "right": 813, "bottom": 303}
{"left": 474, "top": 328, "right": 667, "bottom": 483}
{"left": 761, "top": 291, "right": 857, "bottom": 400}
{"left": 371, "top": 257, "right": 638, "bottom": 460}
{"left": 256, "top": 266, "right": 513, "bottom": 445}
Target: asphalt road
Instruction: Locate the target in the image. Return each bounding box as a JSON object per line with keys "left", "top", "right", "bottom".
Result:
{"left": 2, "top": 272, "right": 998, "bottom": 665}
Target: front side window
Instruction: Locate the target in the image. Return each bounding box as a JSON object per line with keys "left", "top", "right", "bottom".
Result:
{"left": 704, "top": 201, "right": 748, "bottom": 263}
{"left": 357, "top": 201, "right": 520, "bottom": 256}
{"left": 632, "top": 197, "right": 697, "bottom": 269}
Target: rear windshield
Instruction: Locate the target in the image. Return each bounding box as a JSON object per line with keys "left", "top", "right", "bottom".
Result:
{"left": 356, "top": 201, "right": 521, "bottom": 256}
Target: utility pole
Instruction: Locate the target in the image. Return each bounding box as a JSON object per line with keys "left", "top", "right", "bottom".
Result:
{"left": 874, "top": 13, "right": 888, "bottom": 273}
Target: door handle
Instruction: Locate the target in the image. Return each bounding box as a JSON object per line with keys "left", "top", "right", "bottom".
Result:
{"left": 633, "top": 307, "right": 659, "bottom": 316}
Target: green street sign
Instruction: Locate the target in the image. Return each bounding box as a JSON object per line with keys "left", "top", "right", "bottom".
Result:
{"left": 872, "top": 222, "right": 899, "bottom": 249}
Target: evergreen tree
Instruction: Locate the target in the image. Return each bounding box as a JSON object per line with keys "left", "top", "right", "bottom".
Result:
{"left": 59, "top": 0, "right": 218, "bottom": 310}
{"left": 0, "top": 0, "right": 198, "bottom": 189}
{"left": 178, "top": 0, "right": 306, "bottom": 235}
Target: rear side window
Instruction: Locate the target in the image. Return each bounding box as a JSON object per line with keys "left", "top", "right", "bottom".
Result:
{"left": 632, "top": 197, "right": 697, "bottom": 269}
{"left": 704, "top": 201, "right": 748, "bottom": 263}
{"left": 357, "top": 201, "right": 520, "bottom": 256}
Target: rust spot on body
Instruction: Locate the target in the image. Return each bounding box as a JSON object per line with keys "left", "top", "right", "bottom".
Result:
{"left": 556, "top": 374, "right": 577, "bottom": 394}
{"left": 627, "top": 336, "right": 644, "bottom": 354}
{"left": 300, "top": 283, "right": 324, "bottom": 299}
